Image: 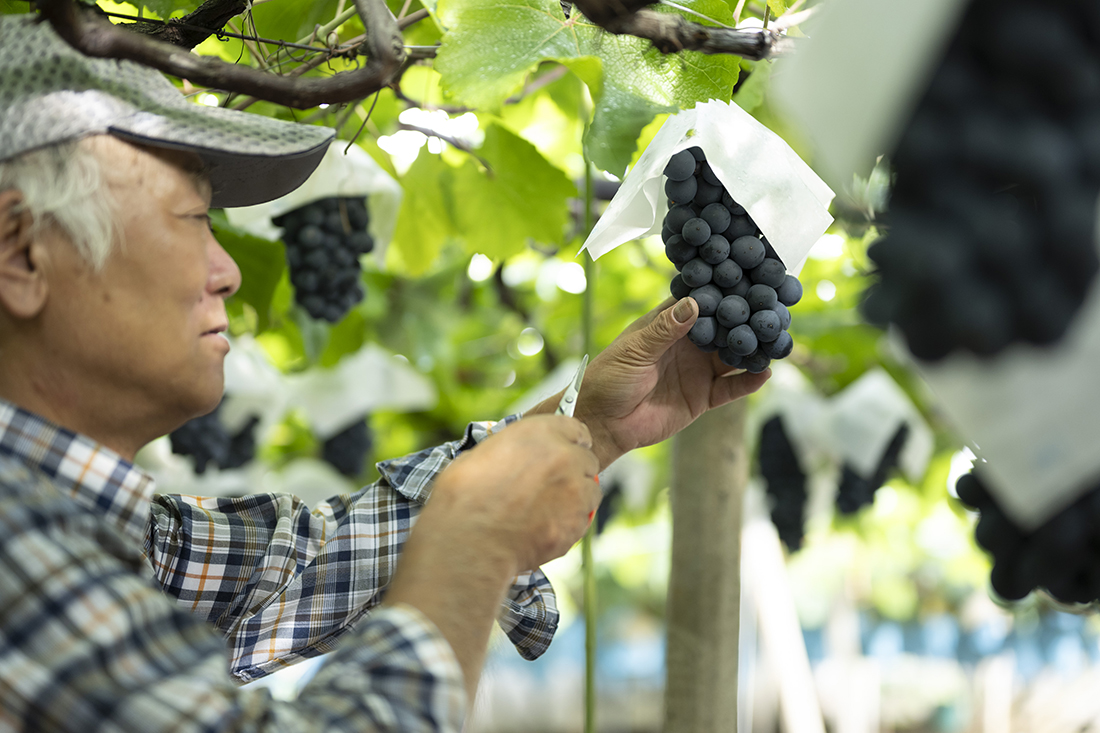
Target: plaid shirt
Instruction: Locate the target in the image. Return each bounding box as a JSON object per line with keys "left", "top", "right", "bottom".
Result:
{"left": 0, "top": 400, "right": 559, "bottom": 731}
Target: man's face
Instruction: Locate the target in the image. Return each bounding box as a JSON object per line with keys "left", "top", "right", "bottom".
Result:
{"left": 42, "top": 137, "right": 241, "bottom": 430}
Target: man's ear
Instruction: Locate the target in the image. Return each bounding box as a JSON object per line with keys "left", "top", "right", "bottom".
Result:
{"left": 0, "top": 189, "right": 48, "bottom": 319}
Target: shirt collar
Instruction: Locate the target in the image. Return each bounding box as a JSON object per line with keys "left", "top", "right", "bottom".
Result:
{"left": 0, "top": 399, "right": 155, "bottom": 548}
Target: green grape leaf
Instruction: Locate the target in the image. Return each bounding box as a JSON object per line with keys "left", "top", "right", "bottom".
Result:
{"left": 250, "top": 0, "right": 340, "bottom": 47}
{"left": 390, "top": 153, "right": 458, "bottom": 276}
{"left": 732, "top": 59, "right": 772, "bottom": 113}
{"left": 125, "top": 0, "right": 193, "bottom": 20}
{"left": 454, "top": 123, "right": 576, "bottom": 260}
{"left": 434, "top": 0, "right": 739, "bottom": 176}
{"left": 210, "top": 210, "right": 285, "bottom": 333}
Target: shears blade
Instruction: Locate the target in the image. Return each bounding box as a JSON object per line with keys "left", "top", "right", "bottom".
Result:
{"left": 555, "top": 354, "right": 589, "bottom": 418}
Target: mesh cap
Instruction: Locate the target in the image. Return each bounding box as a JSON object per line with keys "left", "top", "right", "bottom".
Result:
{"left": 0, "top": 14, "right": 335, "bottom": 207}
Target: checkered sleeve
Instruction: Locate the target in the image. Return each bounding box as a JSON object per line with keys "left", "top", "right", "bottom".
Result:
{"left": 147, "top": 415, "right": 559, "bottom": 682}
{"left": 0, "top": 456, "right": 466, "bottom": 732}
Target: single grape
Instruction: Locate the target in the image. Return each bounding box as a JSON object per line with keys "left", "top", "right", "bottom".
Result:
{"left": 700, "top": 234, "right": 731, "bottom": 265}
{"left": 731, "top": 236, "right": 766, "bottom": 270}
{"left": 348, "top": 231, "right": 374, "bottom": 254}
{"left": 681, "top": 258, "right": 714, "bottom": 288}
{"left": 713, "top": 259, "right": 743, "bottom": 288}
{"left": 664, "top": 150, "right": 697, "bottom": 181}
{"left": 665, "top": 204, "right": 697, "bottom": 233}
{"left": 724, "top": 216, "right": 756, "bottom": 240}
{"left": 718, "top": 347, "right": 743, "bottom": 367}
{"left": 688, "top": 316, "right": 718, "bottom": 347}
{"left": 776, "top": 275, "right": 803, "bottom": 306}
{"left": 716, "top": 295, "right": 751, "bottom": 327}
{"left": 774, "top": 302, "right": 792, "bottom": 330}
{"left": 345, "top": 198, "right": 370, "bottom": 230}
{"left": 699, "top": 162, "right": 722, "bottom": 187}
{"left": 748, "top": 284, "right": 779, "bottom": 312}
{"left": 723, "top": 278, "right": 752, "bottom": 299}
{"left": 689, "top": 284, "right": 724, "bottom": 317}
{"left": 664, "top": 270, "right": 690, "bottom": 299}
{"left": 687, "top": 146, "right": 706, "bottom": 161}
{"left": 700, "top": 202, "right": 732, "bottom": 234}
{"left": 742, "top": 350, "right": 772, "bottom": 374}
{"left": 750, "top": 309, "right": 782, "bottom": 342}
{"left": 299, "top": 225, "right": 324, "bottom": 248}
{"left": 665, "top": 235, "right": 697, "bottom": 266}
{"left": 666, "top": 177, "right": 698, "bottom": 205}
{"left": 750, "top": 258, "right": 787, "bottom": 289}
{"left": 955, "top": 472, "right": 989, "bottom": 509}
{"left": 727, "top": 324, "right": 758, "bottom": 356}
{"left": 682, "top": 218, "right": 712, "bottom": 246}
{"left": 694, "top": 180, "right": 724, "bottom": 207}
{"left": 761, "top": 330, "right": 793, "bottom": 359}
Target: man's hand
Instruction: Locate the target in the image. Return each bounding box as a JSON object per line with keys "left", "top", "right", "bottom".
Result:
{"left": 533, "top": 297, "right": 771, "bottom": 470}
{"left": 383, "top": 416, "right": 601, "bottom": 703}
{"left": 423, "top": 415, "right": 602, "bottom": 574}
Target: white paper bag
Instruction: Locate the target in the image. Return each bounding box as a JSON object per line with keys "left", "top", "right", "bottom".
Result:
{"left": 770, "top": 0, "right": 970, "bottom": 189}
{"left": 580, "top": 99, "right": 835, "bottom": 277}
{"left": 820, "top": 368, "right": 933, "bottom": 484}
{"left": 285, "top": 344, "right": 438, "bottom": 439}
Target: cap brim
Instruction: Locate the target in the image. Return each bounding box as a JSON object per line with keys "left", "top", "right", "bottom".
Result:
{"left": 110, "top": 128, "right": 333, "bottom": 208}
{"left": 1, "top": 15, "right": 336, "bottom": 208}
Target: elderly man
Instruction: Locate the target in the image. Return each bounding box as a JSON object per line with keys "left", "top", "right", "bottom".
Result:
{"left": 0, "top": 13, "right": 770, "bottom": 732}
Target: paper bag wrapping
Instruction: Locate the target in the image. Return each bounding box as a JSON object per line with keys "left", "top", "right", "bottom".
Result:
{"left": 770, "top": 0, "right": 970, "bottom": 189}
{"left": 285, "top": 344, "right": 438, "bottom": 439}
{"left": 580, "top": 99, "right": 835, "bottom": 277}
{"left": 820, "top": 368, "right": 933, "bottom": 484}
{"left": 226, "top": 144, "right": 402, "bottom": 260}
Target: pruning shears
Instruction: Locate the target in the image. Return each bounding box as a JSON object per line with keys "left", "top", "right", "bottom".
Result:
{"left": 554, "top": 355, "right": 604, "bottom": 513}
{"left": 555, "top": 354, "right": 589, "bottom": 418}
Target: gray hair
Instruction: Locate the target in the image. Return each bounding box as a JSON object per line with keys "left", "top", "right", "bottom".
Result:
{"left": 0, "top": 138, "right": 116, "bottom": 270}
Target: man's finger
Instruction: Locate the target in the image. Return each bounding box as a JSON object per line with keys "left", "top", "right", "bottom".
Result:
{"left": 709, "top": 368, "right": 771, "bottom": 408}
{"left": 623, "top": 297, "right": 698, "bottom": 362}
{"left": 618, "top": 296, "right": 677, "bottom": 338}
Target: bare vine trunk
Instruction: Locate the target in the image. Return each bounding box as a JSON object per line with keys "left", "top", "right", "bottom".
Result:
{"left": 664, "top": 400, "right": 748, "bottom": 732}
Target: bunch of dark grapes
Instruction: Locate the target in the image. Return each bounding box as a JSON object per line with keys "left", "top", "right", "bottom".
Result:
{"left": 861, "top": 0, "right": 1100, "bottom": 360}
{"left": 956, "top": 470, "right": 1100, "bottom": 605}
{"left": 322, "top": 416, "right": 374, "bottom": 478}
{"left": 835, "top": 424, "right": 910, "bottom": 515}
{"left": 170, "top": 406, "right": 261, "bottom": 474}
{"left": 759, "top": 416, "right": 808, "bottom": 552}
{"left": 662, "top": 147, "right": 803, "bottom": 374}
{"left": 273, "top": 197, "right": 374, "bottom": 323}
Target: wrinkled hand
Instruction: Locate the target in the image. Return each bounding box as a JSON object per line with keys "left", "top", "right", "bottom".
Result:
{"left": 424, "top": 415, "right": 602, "bottom": 574}
{"left": 567, "top": 297, "right": 771, "bottom": 469}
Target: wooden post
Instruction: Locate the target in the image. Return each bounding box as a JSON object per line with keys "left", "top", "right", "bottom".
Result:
{"left": 664, "top": 400, "right": 748, "bottom": 732}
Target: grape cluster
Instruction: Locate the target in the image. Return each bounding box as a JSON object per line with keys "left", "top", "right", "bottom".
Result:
{"left": 169, "top": 407, "right": 261, "bottom": 475}
{"left": 835, "top": 424, "right": 909, "bottom": 515}
{"left": 273, "top": 197, "right": 374, "bottom": 323}
{"left": 956, "top": 470, "right": 1100, "bottom": 604}
{"left": 759, "top": 416, "right": 808, "bottom": 552}
{"left": 322, "top": 416, "right": 374, "bottom": 478}
{"left": 861, "top": 0, "right": 1100, "bottom": 360}
{"left": 662, "top": 147, "right": 803, "bottom": 374}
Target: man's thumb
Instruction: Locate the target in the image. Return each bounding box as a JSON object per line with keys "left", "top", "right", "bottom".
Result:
{"left": 638, "top": 297, "right": 697, "bottom": 351}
